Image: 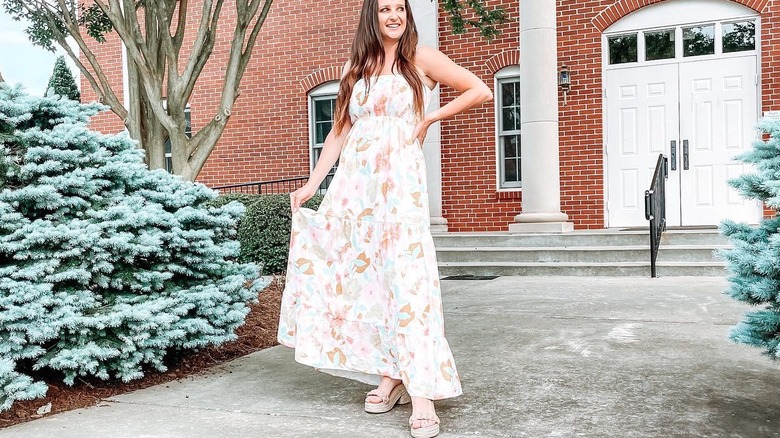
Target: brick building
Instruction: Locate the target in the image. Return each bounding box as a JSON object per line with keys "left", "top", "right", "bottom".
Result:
{"left": 81, "top": 0, "right": 775, "bottom": 231}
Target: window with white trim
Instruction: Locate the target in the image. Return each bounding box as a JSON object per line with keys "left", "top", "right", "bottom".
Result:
{"left": 495, "top": 66, "right": 521, "bottom": 189}
{"left": 605, "top": 18, "right": 757, "bottom": 66}
{"left": 309, "top": 81, "right": 339, "bottom": 191}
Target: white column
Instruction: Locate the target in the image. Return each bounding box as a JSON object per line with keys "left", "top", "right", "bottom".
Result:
{"left": 510, "top": 0, "right": 573, "bottom": 233}
{"left": 411, "top": 0, "right": 448, "bottom": 232}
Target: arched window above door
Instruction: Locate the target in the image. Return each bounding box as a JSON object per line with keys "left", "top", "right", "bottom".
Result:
{"left": 606, "top": 0, "right": 757, "bottom": 33}
{"left": 604, "top": 0, "right": 758, "bottom": 67}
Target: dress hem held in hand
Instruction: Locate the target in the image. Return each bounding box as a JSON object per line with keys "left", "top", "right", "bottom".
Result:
{"left": 277, "top": 75, "right": 462, "bottom": 400}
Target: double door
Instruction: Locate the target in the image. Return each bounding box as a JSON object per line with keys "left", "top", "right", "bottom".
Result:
{"left": 606, "top": 56, "right": 761, "bottom": 227}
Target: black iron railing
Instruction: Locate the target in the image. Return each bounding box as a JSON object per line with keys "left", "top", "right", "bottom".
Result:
{"left": 644, "top": 154, "right": 668, "bottom": 278}
{"left": 212, "top": 174, "right": 335, "bottom": 195}
{"left": 213, "top": 176, "right": 308, "bottom": 194}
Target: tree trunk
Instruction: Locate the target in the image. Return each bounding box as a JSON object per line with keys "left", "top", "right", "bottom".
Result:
{"left": 144, "top": 121, "right": 167, "bottom": 171}
{"left": 126, "top": 57, "right": 143, "bottom": 146}
{"left": 171, "top": 132, "right": 191, "bottom": 180}
{"left": 139, "top": 89, "right": 167, "bottom": 171}
{"left": 0, "top": 70, "right": 5, "bottom": 83}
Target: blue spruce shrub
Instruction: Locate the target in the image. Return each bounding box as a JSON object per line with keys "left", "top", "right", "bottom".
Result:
{"left": 0, "top": 85, "right": 262, "bottom": 411}
{"left": 721, "top": 118, "right": 780, "bottom": 361}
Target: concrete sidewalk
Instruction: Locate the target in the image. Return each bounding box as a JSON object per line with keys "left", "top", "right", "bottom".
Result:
{"left": 3, "top": 277, "right": 779, "bottom": 437}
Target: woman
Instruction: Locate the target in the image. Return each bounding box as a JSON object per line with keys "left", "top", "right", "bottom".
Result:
{"left": 278, "top": 1, "right": 492, "bottom": 436}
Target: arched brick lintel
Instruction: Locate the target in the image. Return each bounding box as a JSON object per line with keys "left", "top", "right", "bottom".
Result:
{"left": 300, "top": 66, "right": 342, "bottom": 93}
{"left": 591, "top": 0, "right": 769, "bottom": 32}
{"left": 485, "top": 49, "right": 520, "bottom": 74}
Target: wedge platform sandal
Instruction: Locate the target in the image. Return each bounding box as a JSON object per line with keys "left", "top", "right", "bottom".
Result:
{"left": 409, "top": 412, "right": 440, "bottom": 438}
{"left": 364, "top": 383, "right": 411, "bottom": 414}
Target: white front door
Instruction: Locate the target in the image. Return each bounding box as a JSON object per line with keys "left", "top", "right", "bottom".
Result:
{"left": 606, "top": 64, "right": 681, "bottom": 227}
{"left": 606, "top": 56, "right": 760, "bottom": 227}
{"left": 678, "top": 56, "right": 761, "bottom": 225}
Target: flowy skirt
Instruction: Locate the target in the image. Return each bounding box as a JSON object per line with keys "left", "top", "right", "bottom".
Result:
{"left": 277, "top": 115, "right": 462, "bottom": 400}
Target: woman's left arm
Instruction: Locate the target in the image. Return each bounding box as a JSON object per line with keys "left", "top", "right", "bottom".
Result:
{"left": 413, "top": 46, "right": 493, "bottom": 144}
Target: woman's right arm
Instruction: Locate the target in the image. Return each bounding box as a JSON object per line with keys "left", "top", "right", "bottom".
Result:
{"left": 290, "top": 117, "right": 353, "bottom": 213}
{"left": 290, "top": 61, "right": 353, "bottom": 213}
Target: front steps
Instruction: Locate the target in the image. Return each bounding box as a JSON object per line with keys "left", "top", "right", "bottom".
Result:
{"left": 432, "top": 229, "right": 731, "bottom": 277}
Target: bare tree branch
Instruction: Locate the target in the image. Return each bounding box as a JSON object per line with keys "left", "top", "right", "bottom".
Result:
{"left": 179, "top": 0, "right": 220, "bottom": 99}
{"left": 21, "top": 0, "right": 127, "bottom": 119}
{"left": 173, "top": 0, "right": 187, "bottom": 52}
{"left": 184, "top": 0, "right": 272, "bottom": 176}
{"left": 94, "top": 0, "right": 177, "bottom": 134}
{"left": 240, "top": 0, "right": 272, "bottom": 74}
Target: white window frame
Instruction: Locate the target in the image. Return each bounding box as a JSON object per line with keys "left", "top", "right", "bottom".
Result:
{"left": 494, "top": 65, "right": 522, "bottom": 191}
{"left": 308, "top": 81, "right": 339, "bottom": 191}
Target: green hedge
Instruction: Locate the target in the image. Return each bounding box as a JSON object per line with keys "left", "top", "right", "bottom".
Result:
{"left": 209, "top": 193, "right": 324, "bottom": 275}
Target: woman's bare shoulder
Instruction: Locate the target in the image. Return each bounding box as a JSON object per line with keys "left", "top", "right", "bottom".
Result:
{"left": 415, "top": 45, "right": 440, "bottom": 64}
{"left": 414, "top": 45, "right": 450, "bottom": 76}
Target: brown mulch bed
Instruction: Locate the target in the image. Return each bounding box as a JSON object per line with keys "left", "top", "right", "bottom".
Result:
{"left": 0, "top": 276, "right": 285, "bottom": 430}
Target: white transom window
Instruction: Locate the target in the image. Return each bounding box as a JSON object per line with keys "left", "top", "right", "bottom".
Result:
{"left": 604, "top": 0, "right": 758, "bottom": 68}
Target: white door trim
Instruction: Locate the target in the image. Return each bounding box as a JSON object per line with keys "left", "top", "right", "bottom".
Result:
{"left": 601, "top": 0, "right": 761, "bottom": 227}
{"left": 605, "top": 0, "right": 757, "bottom": 34}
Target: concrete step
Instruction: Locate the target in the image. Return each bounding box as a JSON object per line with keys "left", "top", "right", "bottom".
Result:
{"left": 435, "top": 245, "right": 731, "bottom": 263}
{"left": 432, "top": 229, "right": 729, "bottom": 248}
{"left": 432, "top": 229, "right": 734, "bottom": 277}
{"left": 438, "top": 261, "right": 728, "bottom": 277}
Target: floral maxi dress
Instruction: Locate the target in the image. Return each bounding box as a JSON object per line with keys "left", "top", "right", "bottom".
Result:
{"left": 277, "top": 74, "right": 462, "bottom": 400}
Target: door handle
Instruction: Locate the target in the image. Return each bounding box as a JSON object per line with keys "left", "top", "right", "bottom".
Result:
{"left": 670, "top": 140, "right": 677, "bottom": 171}
{"left": 683, "top": 139, "right": 689, "bottom": 170}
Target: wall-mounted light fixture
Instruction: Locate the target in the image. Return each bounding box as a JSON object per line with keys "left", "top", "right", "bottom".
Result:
{"left": 558, "top": 65, "right": 571, "bottom": 105}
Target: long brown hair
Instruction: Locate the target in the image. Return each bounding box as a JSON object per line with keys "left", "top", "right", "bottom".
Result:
{"left": 334, "top": 0, "right": 425, "bottom": 135}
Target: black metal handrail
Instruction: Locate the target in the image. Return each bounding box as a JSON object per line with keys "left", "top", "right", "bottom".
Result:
{"left": 212, "top": 174, "right": 335, "bottom": 195}
{"left": 644, "top": 154, "right": 668, "bottom": 278}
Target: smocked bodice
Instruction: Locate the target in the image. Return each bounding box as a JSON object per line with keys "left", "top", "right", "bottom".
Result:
{"left": 349, "top": 74, "right": 433, "bottom": 127}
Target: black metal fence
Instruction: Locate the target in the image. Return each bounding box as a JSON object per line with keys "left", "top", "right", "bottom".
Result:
{"left": 644, "top": 154, "right": 668, "bottom": 278}
{"left": 212, "top": 174, "right": 335, "bottom": 195}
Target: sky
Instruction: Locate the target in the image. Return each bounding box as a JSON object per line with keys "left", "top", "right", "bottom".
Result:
{"left": 0, "top": 12, "right": 79, "bottom": 97}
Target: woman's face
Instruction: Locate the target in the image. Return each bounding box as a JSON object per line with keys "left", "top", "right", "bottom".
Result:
{"left": 377, "top": 0, "right": 407, "bottom": 43}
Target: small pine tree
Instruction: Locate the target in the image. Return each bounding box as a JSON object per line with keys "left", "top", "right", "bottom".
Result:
{"left": 45, "top": 56, "right": 80, "bottom": 101}
{"left": 720, "top": 119, "right": 780, "bottom": 361}
{"left": 0, "top": 84, "right": 261, "bottom": 411}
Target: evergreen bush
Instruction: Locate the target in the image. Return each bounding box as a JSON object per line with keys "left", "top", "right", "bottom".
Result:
{"left": 0, "top": 85, "right": 261, "bottom": 411}
{"left": 721, "top": 118, "right": 780, "bottom": 361}
{"left": 44, "top": 56, "right": 80, "bottom": 102}
{"left": 210, "top": 193, "right": 323, "bottom": 275}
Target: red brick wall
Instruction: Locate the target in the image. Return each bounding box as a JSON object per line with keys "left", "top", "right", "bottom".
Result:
{"left": 79, "top": 1, "right": 360, "bottom": 187}
{"left": 759, "top": 0, "right": 780, "bottom": 218}
{"left": 557, "top": 0, "right": 610, "bottom": 229}
{"left": 438, "top": 0, "right": 521, "bottom": 232}
{"left": 80, "top": 0, "right": 779, "bottom": 230}
{"left": 196, "top": 1, "right": 360, "bottom": 187}
{"left": 436, "top": 0, "right": 608, "bottom": 231}
{"left": 759, "top": 1, "right": 780, "bottom": 112}
{"left": 436, "top": 0, "right": 776, "bottom": 230}
{"left": 78, "top": 27, "right": 124, "bottom": 135}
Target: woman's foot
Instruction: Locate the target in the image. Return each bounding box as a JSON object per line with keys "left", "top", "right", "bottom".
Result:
{"left": 409, "top": 397, "right": 440, "bottom": 437}
{"left": 364, "top": 376, "right": 410, "bottom": 413}
{"left": 366, "top": 376, "right": 402, "bottom": 404}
